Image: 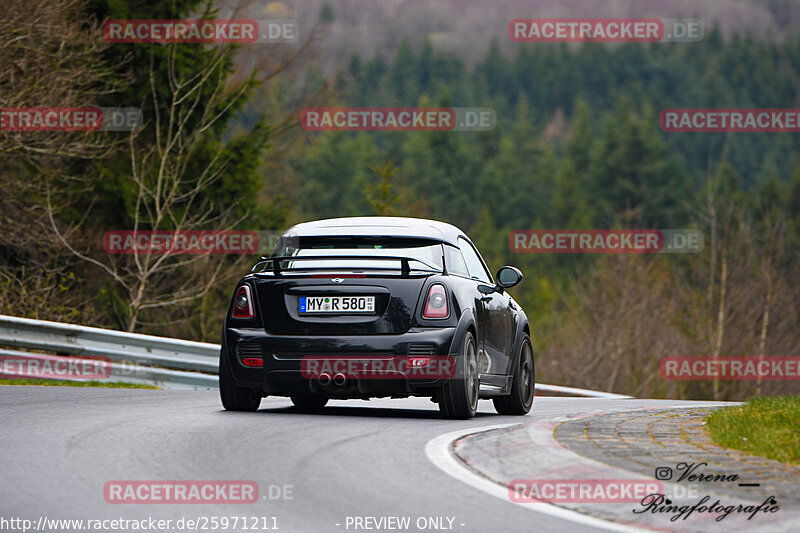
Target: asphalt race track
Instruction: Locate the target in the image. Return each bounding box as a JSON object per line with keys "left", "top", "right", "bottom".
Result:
{"left": 0, "top": 388, "right": 741, "bottom": 532}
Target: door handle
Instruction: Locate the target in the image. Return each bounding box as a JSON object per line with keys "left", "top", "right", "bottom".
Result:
{"left": 480, "top": 296, "right": 492, "bottom": 302}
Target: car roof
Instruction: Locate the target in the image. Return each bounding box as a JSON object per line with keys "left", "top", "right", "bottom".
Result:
{"left": 284, "top": 217, "right": 467, "bottom": 246}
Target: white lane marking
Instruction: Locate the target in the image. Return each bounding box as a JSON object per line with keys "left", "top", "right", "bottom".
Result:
{"left": 425, "top": 423, "right": 651, "bottom": 533}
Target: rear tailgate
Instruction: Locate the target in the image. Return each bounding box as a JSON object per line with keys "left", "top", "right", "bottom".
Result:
{"left": 254, "top": 273, "right": 430, "bottom": 336}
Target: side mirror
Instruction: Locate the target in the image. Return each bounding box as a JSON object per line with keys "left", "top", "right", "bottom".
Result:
{"left": 496, "top": 266, "right": 523, "bottom": 289}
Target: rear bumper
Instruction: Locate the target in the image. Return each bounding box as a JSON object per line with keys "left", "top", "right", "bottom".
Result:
{"left": 222, "top": 326, "right": 459, "bottom": 397}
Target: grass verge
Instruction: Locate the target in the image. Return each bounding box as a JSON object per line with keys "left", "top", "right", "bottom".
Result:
{"left": 0, "top": 378, "right": 157, "bottom": 389}
{"left": 706, "top": 396, "right": 800, "bottom": 464}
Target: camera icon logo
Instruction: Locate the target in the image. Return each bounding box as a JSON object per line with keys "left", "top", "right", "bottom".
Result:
{"left": 655, "top": 467, "right": 673, "bottom": 480}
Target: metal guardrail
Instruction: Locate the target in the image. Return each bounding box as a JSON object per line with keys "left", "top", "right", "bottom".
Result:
{"left": 0, "top": 314, "right": 218, "bottom": 371}
{"left": 0, "top": 314, "right": 631, "bottom": 397}
{"left": 0, "top": 348, "right": 219, "bottom": 390}
{"left": 534, "top": 383, "right": 632, "bottom": 399}
{"left": 0, "top": 315, "right": 218, "bottom": 390}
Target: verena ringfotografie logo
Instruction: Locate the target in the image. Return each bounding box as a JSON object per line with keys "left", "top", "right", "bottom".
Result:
{"left": 509, "top": 18, "right": 703, "bottom": 43}
{"left": 509, "top": 230, "right": 703, "bottom": 253}
{"left": 104, "top": 481, "right": 259, "bottom": 504}
{"left": 0, "top": 354, "right": 111, "bottom": 380}
{"left": 661, "top": 109, "right": 800, "bottom": 132}
{"left": 654, "top": 462, "right": 741, "bottom": 483}
{"left": 300, "top": 355, "right": 456, "bottom": 380}
{"left": 660, "top": 357, "right": 800, "bottom": 380}
{"left": 103, "top": 20, "right": 298, "bottom": 44}
{"left": 509, "top": 479, "right": 663, "bottom": 503}
{"left": 0, "top": 108, "right": 142, "bottom": 132}
{"left": 643, "top": 463, "right": 781, "bottom": 522}
{"left": 300, "top": 108, "right": 495, "bottom": 132}
{"left": 634, "top": 494, "right": 780, "bottom": 522}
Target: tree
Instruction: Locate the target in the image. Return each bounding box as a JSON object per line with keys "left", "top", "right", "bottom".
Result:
{"left": 387, "top": 39, "right": 417, "bottom": 103}
{"left": 42, "top": 0, "right": 277, "bottom": 332}
{"left": 320, "top": 3, "right": 334, "bottom": 23}
{"left": 50, "top": 41, "right": 270, "bottom": 332}
{"left": 364, "top": 161, "right": 400, "bottom": 215}
{"left": 362, "top": 159, "right": 427, "bottom": 217}
{"left": 0, "top": 0, "right": 119, "bottom": 324}
{"left": 588, "top": 101, "right": 687, "bottom": 228}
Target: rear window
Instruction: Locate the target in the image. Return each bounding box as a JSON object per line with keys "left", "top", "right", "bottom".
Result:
{"left": 271, "top": 236, "right": 444, "bottom": 272}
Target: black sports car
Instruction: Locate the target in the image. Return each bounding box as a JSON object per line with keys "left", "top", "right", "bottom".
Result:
{"left": 219, "top": 217, "right": 534, "bottom": 419}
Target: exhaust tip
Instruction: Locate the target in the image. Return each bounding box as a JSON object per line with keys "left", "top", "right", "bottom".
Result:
{"left": 333, "top": 373, "right": 346, "bottom": 386}
{"left": 318, "top": 372, "right": 331, "bottom": 386}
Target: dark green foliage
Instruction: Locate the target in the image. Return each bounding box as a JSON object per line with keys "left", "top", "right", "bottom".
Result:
{"left": 285, "top": 32, "right": 800, "bottom": 330}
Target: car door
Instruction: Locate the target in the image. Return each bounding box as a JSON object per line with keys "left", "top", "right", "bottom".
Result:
{"left": 458, "top": 238, "right": 514, "bottom": 375}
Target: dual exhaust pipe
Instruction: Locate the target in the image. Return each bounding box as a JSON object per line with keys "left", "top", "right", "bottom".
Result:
{"left": 318, "top": 372, "right": 346, "bottom": 386}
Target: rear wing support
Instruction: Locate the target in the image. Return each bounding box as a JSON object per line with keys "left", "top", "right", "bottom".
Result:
{"left": 254, "top": 255, "right": 435, "bottom": 277}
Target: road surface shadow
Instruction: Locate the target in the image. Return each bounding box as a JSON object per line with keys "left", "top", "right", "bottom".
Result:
{"left": 219, "top": 404, "right": 501, "bottom": 420}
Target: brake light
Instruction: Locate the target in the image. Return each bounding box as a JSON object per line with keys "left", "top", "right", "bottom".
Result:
{"left": 241, "top": 358, "right": 263, "bottom": 367}
{"left": 232, "top": 285, "right": 254, "bottom": 319}
{"left": 423, "top": 284, "right": 448, "bottom": 319}
{"left": 310, "top": 274, "right": 366, "bottom": 278}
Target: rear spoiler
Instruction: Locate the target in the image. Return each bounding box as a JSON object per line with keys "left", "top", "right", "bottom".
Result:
{"left": 252, "top": 255, "right": 445, "bottom": 276}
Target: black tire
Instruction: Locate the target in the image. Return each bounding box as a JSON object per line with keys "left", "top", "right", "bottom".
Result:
{"left": 290, "top": 395, "right": 329, "bottom": 411}
{"left": 219, "top": 350, "right": 262, "bottom": 412}
{"left": 493, "top": 334, "right": 535, "bottom": 415}
{"left": 439, "top": 331, "right": 479, "bottom": 419}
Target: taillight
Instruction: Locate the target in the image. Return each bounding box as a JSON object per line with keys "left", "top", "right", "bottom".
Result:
{"left": 423, "top": 284, "right": 449, "bottom": 319}
{"left": 232, "top": 285, "right": 254, "bottom": 319}
{"left": 241, "top": 358, "right": 263, "bottom": 367}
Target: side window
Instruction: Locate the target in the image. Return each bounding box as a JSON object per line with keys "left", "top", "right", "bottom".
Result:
{"left": 444, "top": 245, "right": 469, "bottom": 277}
{"left": 458, "top": 238, "right": 492, "bottom": 283}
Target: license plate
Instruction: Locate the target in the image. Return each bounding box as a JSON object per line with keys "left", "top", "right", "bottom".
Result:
{"left": 299, "top": 296, "right": 375, "bottom": 314}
